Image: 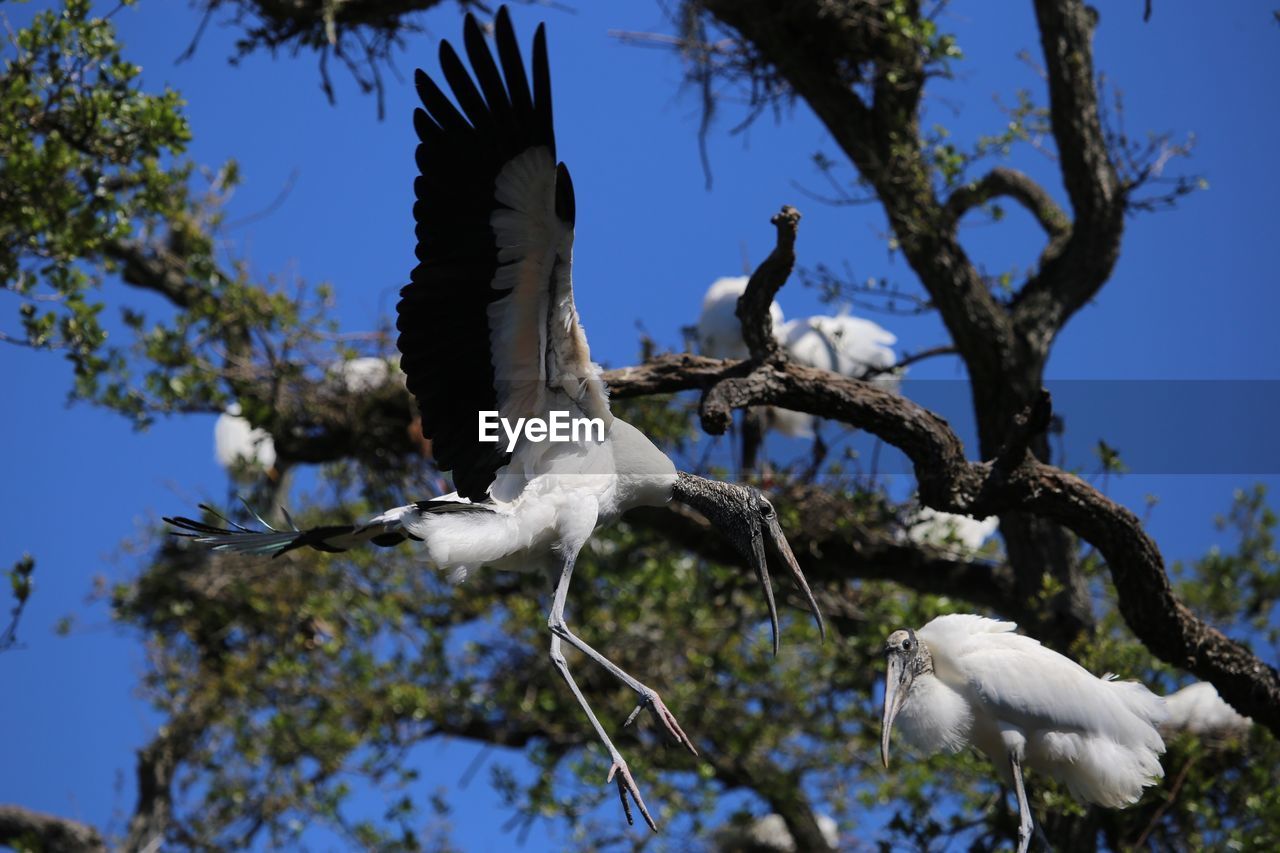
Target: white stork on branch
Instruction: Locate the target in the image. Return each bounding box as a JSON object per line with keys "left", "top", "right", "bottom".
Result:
{"left": 166, "top": 7, "right": 823, "bottom": 831}
{"left": 880, "top": 614, "right": 1166, "bottom": 853}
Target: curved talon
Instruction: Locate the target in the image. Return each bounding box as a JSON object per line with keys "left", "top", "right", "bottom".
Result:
{"left": 607, "top": 759, "right": 658, "bottom": 832}
{"left": 623, "top": 693, "right": 698, "bottom": 756}
{"left": 649, "top": 694, "right": 698, "bottom": 756}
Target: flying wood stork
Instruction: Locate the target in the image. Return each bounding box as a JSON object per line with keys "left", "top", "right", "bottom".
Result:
{"left": 166, "top": 7, "right": 823, "bottom": 831}
{"left": 880, "top": 614, "right": 1166, "bottom": 853}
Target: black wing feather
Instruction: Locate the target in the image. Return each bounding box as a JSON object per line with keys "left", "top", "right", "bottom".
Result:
{"left": 398, "top": 6, "right": 557, "bottom": 501}
{"left": 438, "top": 42, "right": 493, "bottom": 133}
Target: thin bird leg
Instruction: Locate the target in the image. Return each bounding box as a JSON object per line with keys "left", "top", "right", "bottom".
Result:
{"left": 547, "top": 547, "right": 695, "bottom": 756}
{"left": 549, "top": 618, "right": 697, "bottom": 757}
{"left": 547, "top": 553, "right": 659, "bottom": 832}
{"left": 1009, "top": 752, "right": 1034, "bottom": 853}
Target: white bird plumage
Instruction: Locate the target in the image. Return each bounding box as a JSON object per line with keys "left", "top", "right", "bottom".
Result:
{"left": 881, "top": 614, "right": 1166, "bottom": 853}
{"left": 167, "top": 8, "right": 822, "bottom": 832}
{"left": 906, "top": 507, "right": 999, "bottom": 554}
{"left": 213, "top": 403, "right": 276, "bottom": 472}
{"left": 327, "top": 356, "right": 395, "bottom": 394}
{"left": 697, "top": 275, "right": 785, "bottom": 362}
{"left": 1161, "top": 681, "right": 1251, "bottom": 738}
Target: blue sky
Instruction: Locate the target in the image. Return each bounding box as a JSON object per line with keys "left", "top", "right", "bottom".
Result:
{"left": 2, "top": 1, "right": 1279, "bottom": 849}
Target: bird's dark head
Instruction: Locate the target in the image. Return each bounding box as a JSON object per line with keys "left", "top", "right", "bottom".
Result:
{"left": 670, "top": 472, "right": 824, "bottom": 654}
{"left": 881, "top": 627, "right": 932, "bottom": 770}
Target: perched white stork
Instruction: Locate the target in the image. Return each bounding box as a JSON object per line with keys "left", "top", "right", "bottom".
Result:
{"left": 880, "top": 614, "right": 1166, "bottom": 853}
{"left": 166, "top": 8, "right": 823, "bottom": 831}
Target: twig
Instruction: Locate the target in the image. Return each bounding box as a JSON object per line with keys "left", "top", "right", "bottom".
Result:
{"left": 1131, "top": 752, "right": 1198, "bottom": 848}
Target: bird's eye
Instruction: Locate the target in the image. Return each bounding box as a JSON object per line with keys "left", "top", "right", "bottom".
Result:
{"left": 902, "top": 638, "right": 914, "bottom": 650}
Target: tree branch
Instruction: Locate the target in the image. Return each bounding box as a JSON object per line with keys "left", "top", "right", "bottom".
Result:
{"left": 1013, "top": 0, "right": 1125, "bottom": 335}
{"left": 944, "top": 166, "right": 1070, "bottom": 244}
{"left": 736, "top": 205, "right": 800, "bottom": 361}
{"left": 628, "top": 485, "right": 1018, "bottom": 619}
{"left": 104, "top": 238, "right": 206, "bottom": 309}
{"left": 0, "top": 805, "right": 106, "bottom": 853}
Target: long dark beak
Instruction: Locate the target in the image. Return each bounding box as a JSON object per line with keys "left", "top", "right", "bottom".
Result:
{"left": 745, "top": 516, "right": 781, "bottom": 656}
{"left": 763, "top": 514, "right": 825, "bottom": 643}
{"left": 668, "top": 472, "right": 825, "bottom": 655}
{"left": 881, "top": 652, "right": 910, "bottom": 769}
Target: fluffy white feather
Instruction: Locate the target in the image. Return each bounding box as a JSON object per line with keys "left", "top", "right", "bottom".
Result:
{"left": 779, "top": 312, "right": 897, "bottom": 376}
{"left": 1161, "top": 681, "right": 1251, "bottom": 737}
{"left": 907, "top": 508, "right": 998, "bottom": 554}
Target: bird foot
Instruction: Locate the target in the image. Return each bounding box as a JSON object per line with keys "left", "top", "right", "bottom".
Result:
{"left": 624, "top": 692, "right": 698, "bottom": 756}
{"left": 607, "top": 759, "right": 658, "bottom": 832}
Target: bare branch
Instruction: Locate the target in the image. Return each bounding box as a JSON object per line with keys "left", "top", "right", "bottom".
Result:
{"left": 736, "top": 205, "right": 801, "bottom": 361}
{"left": 944, "top": 166, "right": 1070, "bottom": 244}
{"left": 1013, "top": 0, "right": 1126, "bottom": 336}
{"left": 861, "top": 344, "right": 958, "bottom": 379}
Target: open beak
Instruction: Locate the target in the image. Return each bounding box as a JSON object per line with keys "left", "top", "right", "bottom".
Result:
{"left": 763, "top": 514, "right": 826, "bottom": 643}
{"left": 881, "top": 652, "right": 910, "bottom": 769}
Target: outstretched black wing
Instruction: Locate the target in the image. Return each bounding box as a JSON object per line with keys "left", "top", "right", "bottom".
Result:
{"left": 398, "top": 7, "right": 610, "bottom": 502}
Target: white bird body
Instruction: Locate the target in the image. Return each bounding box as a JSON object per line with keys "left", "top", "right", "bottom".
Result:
{"left": 772, "top": 313, "right": 898, "bottom": 437}
{"left": 363, "top": 418, "right": 676, "bottom": 575}
{"left": 328, "top": 356, "right": 395, "bottom": 393}
{"left": 882, "top": 615, "right": 1165, "bottom": 852}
